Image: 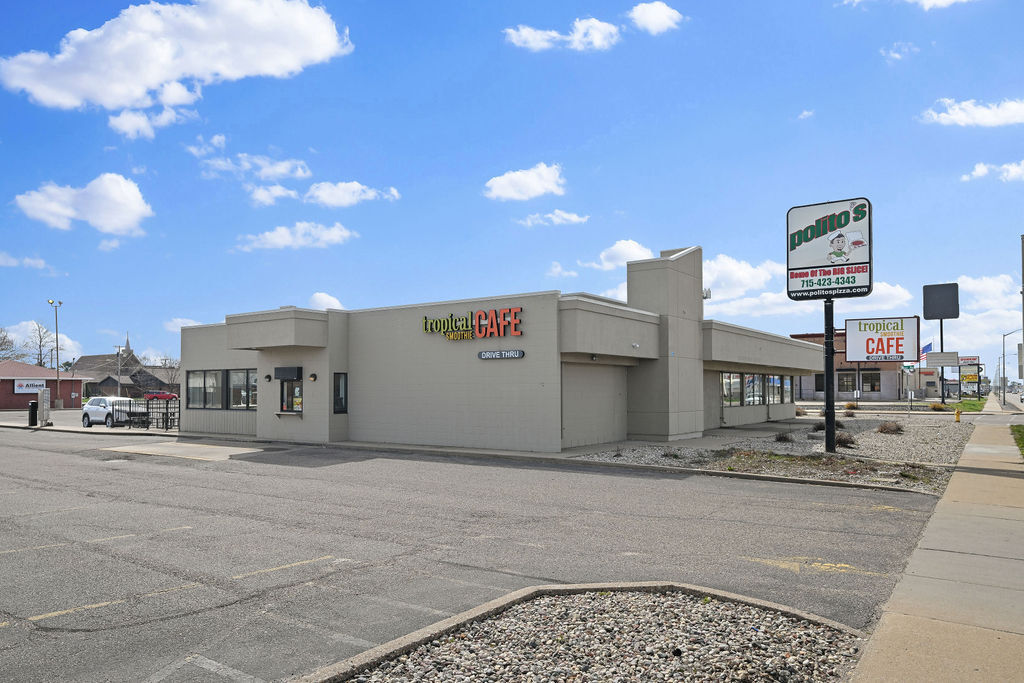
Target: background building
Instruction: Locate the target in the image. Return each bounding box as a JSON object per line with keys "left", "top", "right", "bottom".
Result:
{"left": 791, "top": 331, "right": 908, "bottom": 401}
{"left": 72, "top": 336, "right": 180, "bottom": 398}
{"left": 0, "top": 359, "right": 90, "bottom": 409}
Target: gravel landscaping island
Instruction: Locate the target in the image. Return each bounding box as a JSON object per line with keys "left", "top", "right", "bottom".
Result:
{"left": 577, "top": 415, "right": 974, "bottom": 495}
{"left": 356, "top": 591, "right": 861, "bottom": 682}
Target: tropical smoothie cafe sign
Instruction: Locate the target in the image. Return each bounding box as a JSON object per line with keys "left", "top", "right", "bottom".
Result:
{"left": 844, "top": 317, "right": 920, "bottom": 362}
{"left": 787, "top": 198, "right": 873, "bottom": 453}
{"left": 422, "top": 307, "right": 523, "bottom": 341}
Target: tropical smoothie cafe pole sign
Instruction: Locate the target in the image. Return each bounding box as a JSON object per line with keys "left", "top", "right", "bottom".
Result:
{"left": 787, "top": 198, "right": 873, "bottom": 452}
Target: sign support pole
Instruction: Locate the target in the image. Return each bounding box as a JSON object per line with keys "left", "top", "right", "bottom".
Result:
{"left": 940, "top": 319, "right": 945, "bottom": 405}
{"left": 824, "top": 298, "right": 836, "bottom": 453}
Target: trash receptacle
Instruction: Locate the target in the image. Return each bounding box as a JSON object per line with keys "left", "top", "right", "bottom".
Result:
{"left": 28, "top": 401, "right": 38, "bottom": 427}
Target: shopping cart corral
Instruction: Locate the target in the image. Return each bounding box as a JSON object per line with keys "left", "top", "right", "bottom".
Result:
{"left": 110, "top": 399, "right": 179, "bottom": 431}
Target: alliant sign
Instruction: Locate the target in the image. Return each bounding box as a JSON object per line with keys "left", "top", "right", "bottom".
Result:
{"left": 844, "top": 317, "right": 919, "bottom": 362}
{"left": 787, "top": 198, "right": 872, "bottom": 300}
{"left": 14, "top": 379, "right": 46, "bottom": 394}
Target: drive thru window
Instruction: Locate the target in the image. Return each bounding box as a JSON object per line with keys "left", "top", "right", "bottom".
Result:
{"left": 281, "top": 379, "right": 302, "bottom": 412}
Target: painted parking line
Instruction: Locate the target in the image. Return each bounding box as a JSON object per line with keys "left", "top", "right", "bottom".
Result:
{"left": 144, "top": 654, "right": 266, "bottom": 683}
{"left": 0, "top": 526, "right": 193, "bottom": 556}
{"left": 743, "top": 555, "right": 886, "bottom": 577}
{"left": 8, "top": 505, "right": 91, "bottom": 517}
{"left": 231, "top": 555, "right": 334, "bottom": 579}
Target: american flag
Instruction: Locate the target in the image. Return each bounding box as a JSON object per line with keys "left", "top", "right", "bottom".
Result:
{"left": 919, "top": 342, "right": 932, "bottom": 363}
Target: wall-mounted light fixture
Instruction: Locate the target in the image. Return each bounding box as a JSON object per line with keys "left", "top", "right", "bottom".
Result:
{"left": 308, "top": 373, "right": 318, "bottom": 382}
{"left": 264, "top": 374, "right": 272, "bottom": 383}
{"left": 631, "top": 343, "right": 640, "bottom": 349}
{"left": 590, "top": 355, "right": 598, "bottom": 362}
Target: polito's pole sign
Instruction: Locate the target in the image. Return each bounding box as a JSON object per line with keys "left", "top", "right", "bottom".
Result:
{"left": 786, "top": 198, "right": 872, "bottom": 300}
{"left": 844, "top": 316, "right": 919, "bottom": 362}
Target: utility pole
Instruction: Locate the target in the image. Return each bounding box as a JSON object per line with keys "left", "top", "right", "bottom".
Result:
{"left": 114, "top": 345, "right": 123, "bottom": 397}
{"left": 47, "top": 299, "right": 63, "bottom": 409}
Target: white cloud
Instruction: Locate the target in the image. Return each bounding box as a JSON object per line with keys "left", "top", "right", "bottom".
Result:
{"left": 957, "top": 274, "right": 1021, "bottom": 310}
{"left": 579, "top": 239, "right": 654, "bottom": 271}
{"left": 602, "top": 282, "right": 629, "bottom": 301}
{"left": 517, "top": 209, "right": 589, "bottom": 227}
{"left": 960, "top": 160, "right": 1024, "bottom": 182}
{"left": 237, "top": 221, "right": 358, "bottom": 251}
{"left": 186, "top": 133, "right": 226, "bottom": 158}
{"left": 309, "top": 292, "right": 344, "bottom": 310}
{"left": 248, "top": 184, "right": 299, "bottom": 206}
{"left": 503, "top": 26, "right": 563, "bottom": 52}
{"left": 566, "top": 18, "right": 621, "bottom": 51}
{"left": 304, "top": 181, "right": 400, "bottom": 207}
{"left": 629, "top": 2, "right": 686, "bottom": 35}
{"left": 164, "top": 318, "right": 201, "bottom": 333}
{"left": 547, "top": 261, "right": 578, "bottom": 278}
{"left": 98, "top": 239, "right": 120, "bottom": 251}
{"left": 797, "top": 109, "right": 814, "bottom": 120}
{"left": 6, "top": 321, "right": 83, "bottom": 359}
{"left": 923, "top": 98, "right": 1024, "bottom": 127}
{"left": 15, "top": 173, "right": 153, "bottom": 236}
{"left": 908, "top": 0, "right": 977, "bottom": 8}
{"left": 703, "top": 255, "right": 785, "bottom": 301}
{"left": 504, "top": 18, "right": 620, "bottom": 52}
{"left": 485, "top": 162, "right": 566, "bottom": 201}
{"left": 880, "top": 41, "right": 919, "bottom": 63}
{"left": 240, "top": 154, "right": 312, "bottom": 180}
{"left": 0, "top": 252, "right": 47, "bottom": 269}
{"left": 704, "top": 281, "right": 912, "bottom": 319}
{"left": 0, "top": 0, "right": 350, "bottom": 139}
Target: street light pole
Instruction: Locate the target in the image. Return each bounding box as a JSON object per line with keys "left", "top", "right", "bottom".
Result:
{"left": 1003, "top": 328, "right": 1022, "bottom": 406}
{"left": 47, "top": 299, "right": 62, "bottom": 409}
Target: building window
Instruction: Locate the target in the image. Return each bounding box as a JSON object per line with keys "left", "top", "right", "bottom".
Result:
{"left": 838, "top": 373, "right": 856, "bottom": 392}
{"left": 186, "top": 370, "right": 224, "bottom": 409}
{"left": 862, "top": 372, "right": 881, "bottom": 392}
{"left": 767, "top": 375, "right": 782, "bottom": 404}
{"left": 281, "top": 379, "right": 302, "bottom": 412}
{"left": 814, "top": 373, "right": 825, "bottom": 392}
{"left": 229, "top": 369, "right": 258, "bottom": 410}
{"left": 722, "top": 372, "right": 742, "bottom": 407}
{"left": 745, "top": 374, "right": 765, "bottom": 405}
{"left": 333, "top": 373, "right": 348, "bottom": 414}
{"left": 784, "top": 376, "right": 793, "bottom": 403}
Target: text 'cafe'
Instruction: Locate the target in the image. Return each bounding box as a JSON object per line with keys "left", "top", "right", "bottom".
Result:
{"left": 180, "top": 247, "right": 823, "bottom": 452}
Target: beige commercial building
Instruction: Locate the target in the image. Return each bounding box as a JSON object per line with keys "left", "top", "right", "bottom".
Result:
{"left": 180, "top": 247, "right": 822, "bottom": 452}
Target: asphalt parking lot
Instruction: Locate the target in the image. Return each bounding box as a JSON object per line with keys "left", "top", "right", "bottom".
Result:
{"left": 0, "top": 428, "right": 936, "bottom": 682}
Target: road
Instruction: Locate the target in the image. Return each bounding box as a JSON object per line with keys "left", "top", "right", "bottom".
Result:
{"left": 0, "top": 428, "right": 936, "bottom": 682}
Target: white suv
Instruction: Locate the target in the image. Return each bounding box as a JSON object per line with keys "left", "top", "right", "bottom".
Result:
{"left": 82, "top": 397, "right": 131, "bottom": 428}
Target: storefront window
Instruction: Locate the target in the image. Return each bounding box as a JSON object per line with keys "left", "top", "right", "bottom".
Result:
{"left": 838, "top": 373, "right": 856, "bottom": 392}
{"left": 229, "top": 369, "right": 258, "bottom": 409}
{"left": 186, "top": 371, "right": 204, "bottom": 408}
{"left": 784, "top": 376, "right": 793, "bottom": 403}
{"left": 281, "top": 379, "right": 302, "bottom": 412}
{"left": 744, "top": 374, "right": 764, "bottom": 405}
{"left": 722, "top": 372, "right": 742, "bottom": 407}
{"left": 334, "top": 373, "right": 348, "bottom": 414}
{"left": 862, "top": 372, "right": 881, "bottom": 393}
{"left": 767, "top": 375, "right": 782, "bottom": 404}
{"left": 814, "top": 374, "right": 825, "bottom": 392}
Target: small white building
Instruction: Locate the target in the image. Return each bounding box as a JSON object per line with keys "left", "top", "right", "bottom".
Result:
{"left": 180, "top": 247, "right": 822, "bottom": 451}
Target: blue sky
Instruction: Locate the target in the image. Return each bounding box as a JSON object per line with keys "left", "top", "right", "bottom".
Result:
{"left": 2, "top": 0, "right": 1022, "bottom": 381}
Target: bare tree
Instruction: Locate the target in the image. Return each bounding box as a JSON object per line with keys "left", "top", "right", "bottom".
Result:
{"left": 0, "top": 326, "right": 28, "bottom": 361}
{"left": 23, "top": 321, "right": 55, "bottom": 367}
{"left": 159, "top": 357, "right": 181, "bottom": 388}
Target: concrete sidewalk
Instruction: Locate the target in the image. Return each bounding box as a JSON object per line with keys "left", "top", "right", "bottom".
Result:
{"left": 852, "top": 396, "right": 1024, "bottom": 681}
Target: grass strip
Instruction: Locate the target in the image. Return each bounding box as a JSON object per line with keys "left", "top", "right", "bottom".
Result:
{"left": 954, "top": 399, "right": 986, "bottom": 412}
{"left": 1011, "top": 425, "right": 1024, "bottom": 460}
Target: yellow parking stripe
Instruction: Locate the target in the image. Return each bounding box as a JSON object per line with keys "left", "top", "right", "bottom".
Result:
{"left": 28, "top": 599, "right": 128, "bottom": 622}
{"left": 231, "top": 555, "right": 334, "bottom": 579}
{"left": 0, "top": 543, "right": 69, "bottom": 556}
{"left": 743, "top": 555, "right": 885, "bottom": 577}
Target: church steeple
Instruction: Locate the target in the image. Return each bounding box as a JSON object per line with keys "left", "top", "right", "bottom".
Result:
{"left": 123, "top": 333, "right": 131, "bottom": 354}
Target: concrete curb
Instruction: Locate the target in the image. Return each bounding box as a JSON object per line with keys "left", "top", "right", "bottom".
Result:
{"left": 0, "top": 423, "right": 171, "bottom": 437}
{"left": 291, "top": 580, "right": 868, "bottom": 683}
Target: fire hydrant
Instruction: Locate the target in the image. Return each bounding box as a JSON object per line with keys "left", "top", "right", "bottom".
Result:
{"left": 955, "top": 408, "right": 961, "bottom": 423}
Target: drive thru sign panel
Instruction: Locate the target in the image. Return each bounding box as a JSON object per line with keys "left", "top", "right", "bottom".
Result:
{"left": 787, "top": 198, "right": 872, "bottom": 301}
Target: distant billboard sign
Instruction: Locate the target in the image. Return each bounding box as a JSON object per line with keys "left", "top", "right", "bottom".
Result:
{"left": 959, "top": 356, "right": 980, "bottom": 366}
{"left": 844, "top": 316, "right": 919, "bottom": 362}
{"left": 926, "top": 352, "right": 959, "bottom": 368}
{"left": 786, "top": 198, "right": 872, "bottom": 301}
{"left": 923, "top": 283, "right": 959, "bottom": 320}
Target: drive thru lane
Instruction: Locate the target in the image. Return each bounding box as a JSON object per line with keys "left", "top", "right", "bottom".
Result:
{"left": 0, "top": 429, "right": 935, "bottom": 682}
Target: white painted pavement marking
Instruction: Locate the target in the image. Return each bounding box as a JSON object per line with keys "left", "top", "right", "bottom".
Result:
{"left": 262, "top": 612, "right": 379, "bottom": 650}
{"left": 364, "top": 595, "right": 453, "bottom": 617}
{"left": 144, "top": 655, "right": 266, "bottom": 683}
